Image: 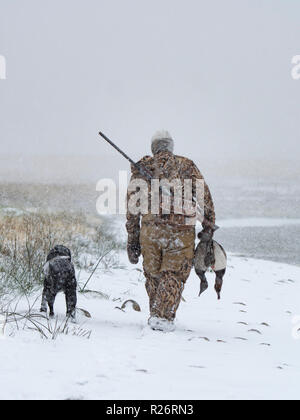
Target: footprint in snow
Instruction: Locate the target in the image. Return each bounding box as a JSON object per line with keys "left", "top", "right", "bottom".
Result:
{"left": 237, "top": 322, "right": 248, "bottom": 326}
{"left": 277, "top": 364, "right": 291, "bottom": 370}
{"left": 76, "top": 381, "right": 89, "bottom": 386}
{"left": 234, "top": 337, "right": 248, "bottom": 341}
{"left": 189, "top": 365, "right": 206, "bottom": 369}
{"left": 217, "top": 340, "right": 226, "bottom": 344}
{"left": 189, "top": 336, "right": 210, "bottom": 342}
{"left": 260, "top": 343, "right": 271, "bottom": 347}
{"left": 261, "top": 322, "right": 270, "bottom": 327}
{"left": 239, "top": 310, "right": 247, "bottom": 313}
{"left": 234, "top": 302, "right": 247, "bottom": 306}
{"left": 248, "top": 329, "right": 262, "bottom": 335}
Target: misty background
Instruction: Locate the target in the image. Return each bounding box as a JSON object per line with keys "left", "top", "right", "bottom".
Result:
{"left": 0, "top": 0, "right": 299, "bottom": 265}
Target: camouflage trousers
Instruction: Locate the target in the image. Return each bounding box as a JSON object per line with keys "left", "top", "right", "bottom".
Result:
{"left": 140, "top": 223, "right": 195, "bottom": 321}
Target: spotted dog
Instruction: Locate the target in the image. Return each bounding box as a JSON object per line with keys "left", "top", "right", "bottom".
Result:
{"left": 40, "top": 245, "right": 77, "bottom": 319}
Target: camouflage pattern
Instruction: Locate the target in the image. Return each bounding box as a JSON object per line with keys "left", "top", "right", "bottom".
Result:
{"left": 126, "top": 150, "right": 216, "bottom": 322}
{"left": 126, "top": 150, "right": 215, "bottom": 235}
{"left": 141, "top": 224, "right": 195, "bottom": 320}
{"left": 146, "top": 272, "right": 184, "bottom": 321}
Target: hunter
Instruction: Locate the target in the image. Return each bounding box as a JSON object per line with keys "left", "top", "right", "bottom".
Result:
{"left": 126, "top": 130, "right": 216, "bottom": 331}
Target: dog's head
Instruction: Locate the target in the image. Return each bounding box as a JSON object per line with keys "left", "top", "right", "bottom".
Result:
{"left": 47, "top": 245, "right": 71, "bottom": 262}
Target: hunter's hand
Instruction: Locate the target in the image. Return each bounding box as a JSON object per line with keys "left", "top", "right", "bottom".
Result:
{"left": 127, "top": 240, "right": 141, "bottom": 265}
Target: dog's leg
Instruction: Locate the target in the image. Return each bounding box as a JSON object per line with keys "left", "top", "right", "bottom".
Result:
{"left": 65, "top": 280, "right": 77, "bottom": 320}
{"left": 40, "top": 286, "right": 48, "bottom": 313}
{"left": 215, "top": 269, "right": 226, "bottom": 300}
{"left": 195, "top": 269, "right": 209, "bottom": 297}
{"left": 47, "top": 293, "right": 56, "bottom": 318}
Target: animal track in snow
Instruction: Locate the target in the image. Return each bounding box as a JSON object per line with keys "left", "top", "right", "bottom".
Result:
{"left": 198, "top": 336, "right": 210, "bottom": 342}
{"left": 248, "top": 329, "right": 262, "bottom": 335}
{"left": 188, "top": 336, "right": 210, "bottom": 342}
{"left": 189, "top": 365, "right": 206, "bottom": 369}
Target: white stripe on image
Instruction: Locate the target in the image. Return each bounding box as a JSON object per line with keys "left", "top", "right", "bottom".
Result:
{"left": 291, "top": 55, "right": 300, "bottom": 80}
{"left": 0, "top": 55, "right": 6, "bottom": 80}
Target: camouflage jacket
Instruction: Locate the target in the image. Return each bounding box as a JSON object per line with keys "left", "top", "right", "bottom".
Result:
{"left": 126, "top": 151, "right": 215, "bottom": 238}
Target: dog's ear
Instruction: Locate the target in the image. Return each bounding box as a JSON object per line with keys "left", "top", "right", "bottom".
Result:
{"left": 47, "top": 249, "right": 57, "bottom": 262}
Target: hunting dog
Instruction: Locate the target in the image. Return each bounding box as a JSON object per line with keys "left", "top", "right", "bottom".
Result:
{"left": 40, "top": 245, "right": 77, "bottom": 319}
{"left": 194, "top": 232, "right": 227, "bottom": 300}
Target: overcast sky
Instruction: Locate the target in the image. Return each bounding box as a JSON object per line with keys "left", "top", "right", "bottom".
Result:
{"left": 0, "top": 0, "right": 299, "bottom": 165}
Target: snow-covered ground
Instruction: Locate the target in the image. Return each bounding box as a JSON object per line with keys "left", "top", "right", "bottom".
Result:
{"left": 1, "top": 252, "right": 300, "bottom": 400}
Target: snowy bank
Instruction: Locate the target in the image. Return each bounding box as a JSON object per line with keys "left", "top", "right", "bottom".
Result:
{"left": 0, "top": 253, "right": 300, "bottom": 400}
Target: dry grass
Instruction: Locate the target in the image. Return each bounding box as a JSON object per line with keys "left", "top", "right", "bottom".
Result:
{"left": 0, "top": 210, "right": 124, "bottom": 299}
{"left": 0, "top": 297, "right": 92, "bottom": 340}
